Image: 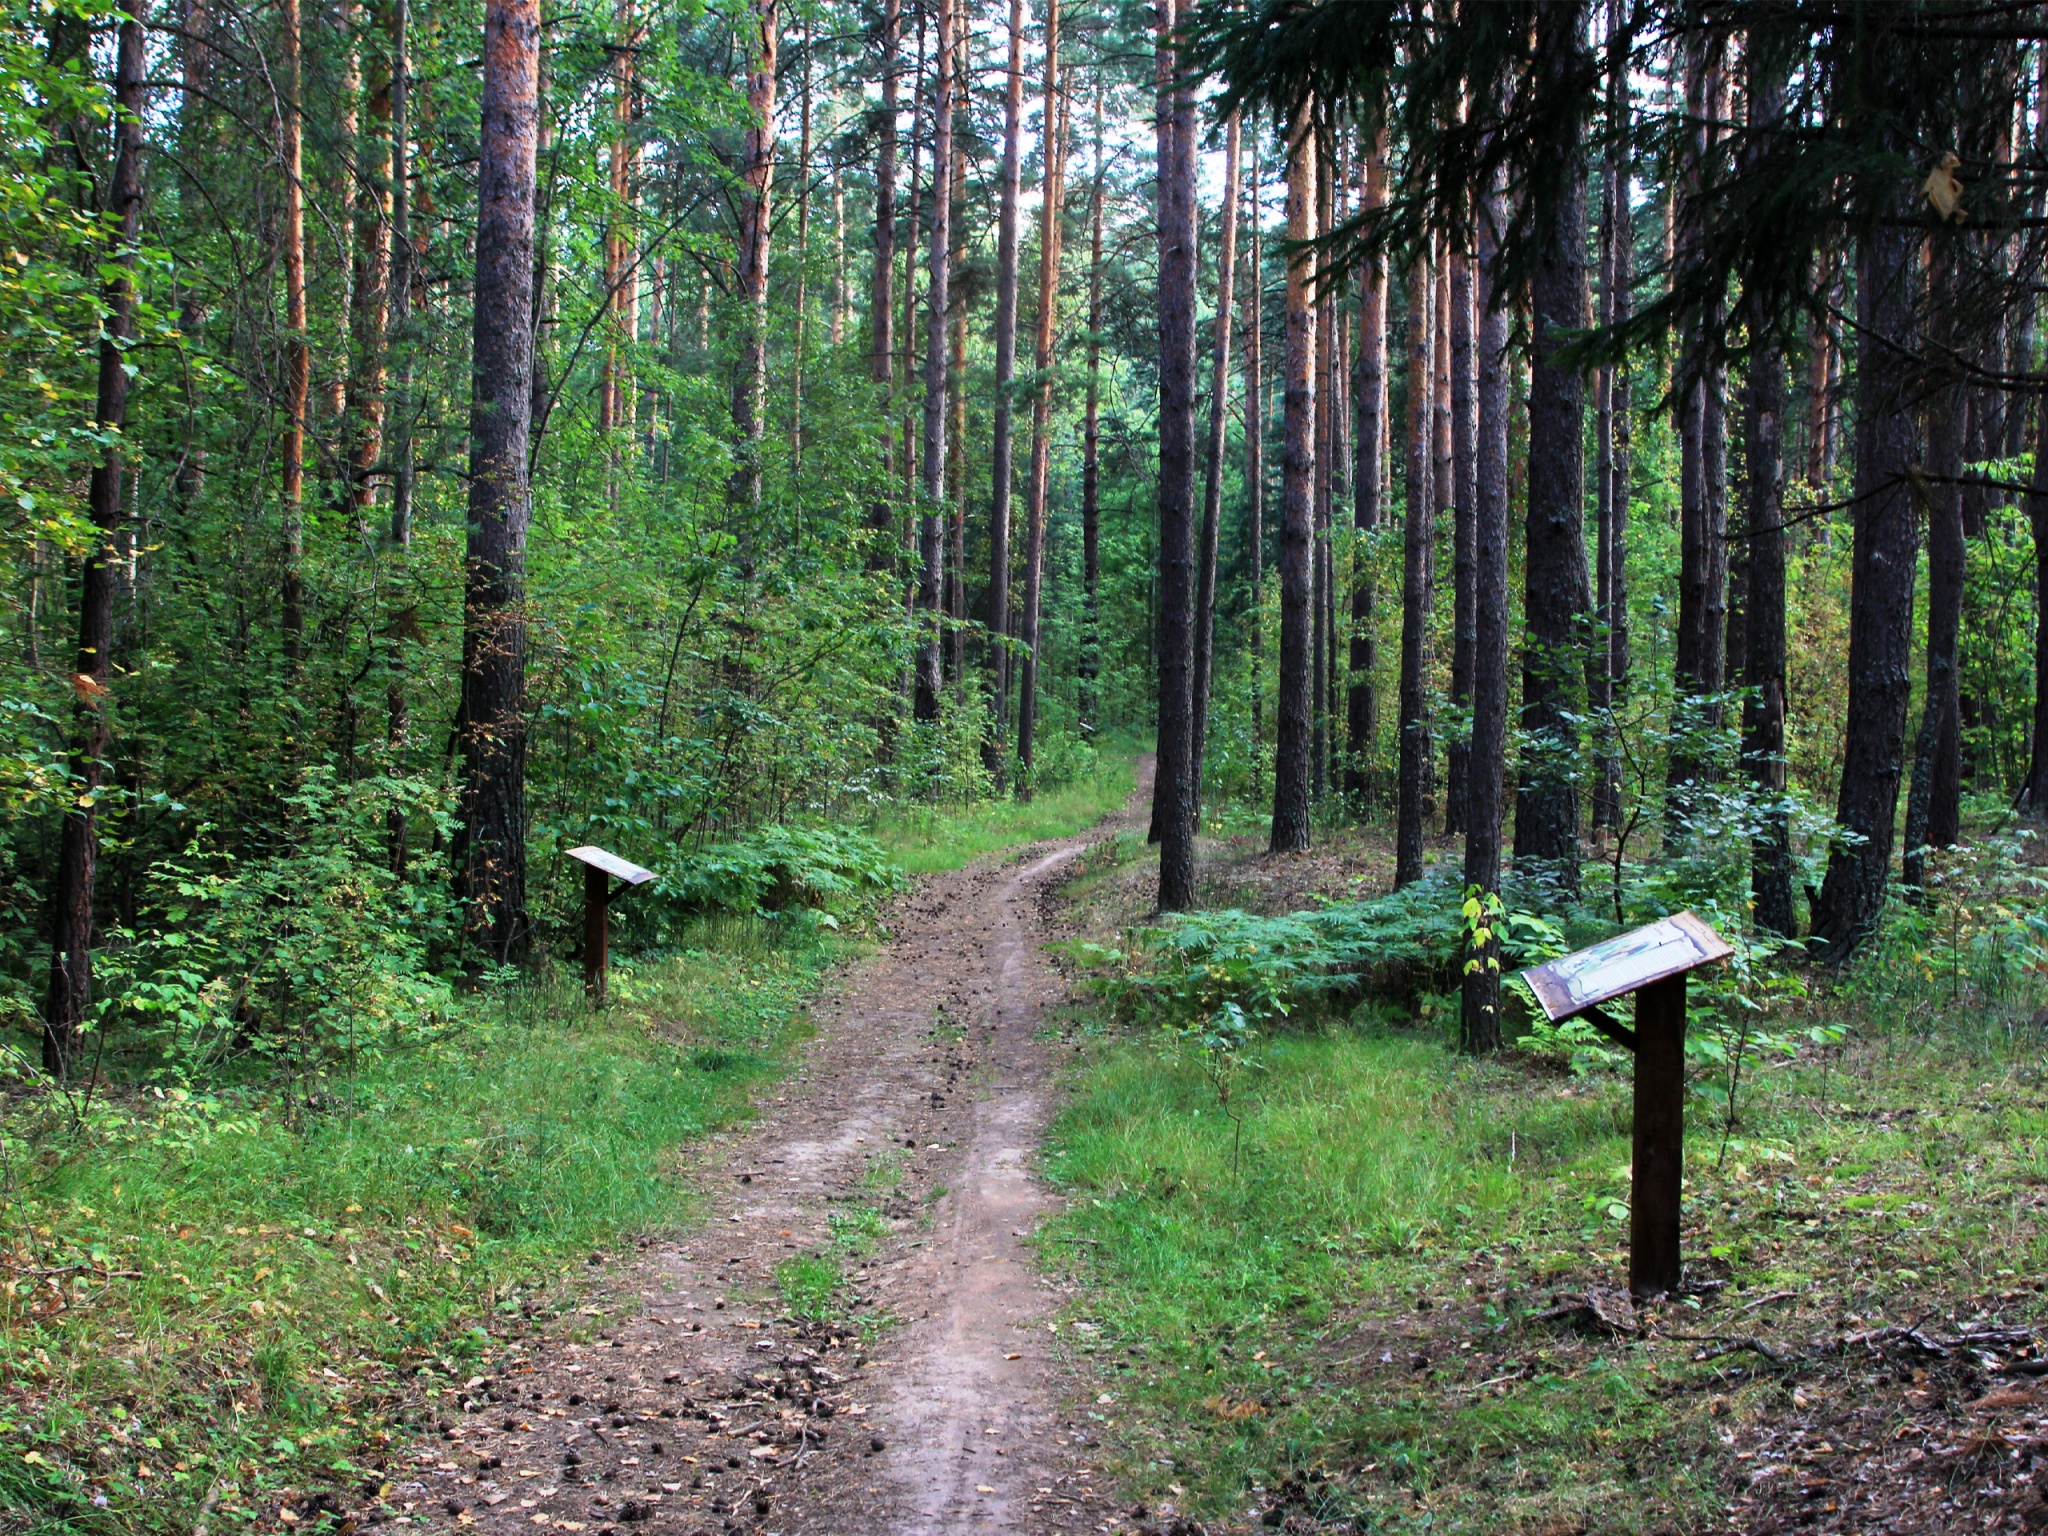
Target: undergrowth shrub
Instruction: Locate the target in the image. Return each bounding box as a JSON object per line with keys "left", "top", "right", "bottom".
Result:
{"left": 633, "top": 824, "right": 906, "bottom": 940}
{"left": 1065, "top": 874, "right": 1567, "bottom": 1032}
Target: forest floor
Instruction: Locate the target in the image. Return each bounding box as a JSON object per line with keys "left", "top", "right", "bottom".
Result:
{"left": 1039, "top": 823, "right": 2048, "bottom": 1535}
{"left": 388, "top": 763, "right": 1159, "bottom": 1536}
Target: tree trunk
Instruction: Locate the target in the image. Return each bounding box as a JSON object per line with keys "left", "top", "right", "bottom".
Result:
{"left": 914, "top": 0, "right": 952, "bottom": 724}
{"left": 347, "top": 23, "right": 392, "bottom": 528}
{"left": 385, "top": 0, "right": 413, "bottom": 875}
{"left": 1079, "top": 86, "right": 1105, "bottom": 734}
{"left": 454, "top": 0, "right": 540, "bottom": 965}
{"left": 2027, "top": 396, "right": 2048, "bottom": 816}
{"left": 1269, "top": 105, "right": 1317, "bottom": 855}
{"left": 728, "top": 0, "right": 779, "bottom": 520}
{"left": 1246, "top": 154, "right": 1266, "bottom": 801}
{"left": 1904, "top": 320, "right": 1965, "bottom": 889}
{"left": 1461, "top": 179, "right": 1511, "bottom": 1055}
{"left": 1395, "top": 257, "right": 1434, "bottom": 887}
{"left": 1154, "top": 0, "right": 1199, "bottom": 904}
{"left": 1191, "top": 112, "right": 1241, "bottom": 812}
{"left": 46, "top": 0, "right": 145, "bottom": 1078}
{"left": 1592, "top": 0, "right": 1629, "bottom": 830}
{"left": 1745, "top": 338, "right": 1794, "bottom": 933}
{"left": 1810, "top": 167, "right": 1922, "bottom": 959}
{"left": 1346, "top": 130, "right": 1387, "bottom": 803}
{"left": 600, "top": 0, "right": 635, "bottom": 436}
{"left": 946, "top": 39, "right": 968, "bottom": 704}
{"left": 281, "top": 0, "right": 307, "bottom": 671}
{"left": 1311, "top": 150, "right": 1335, "bottom": 802}
{"left": 868, "top": 0, "right": 898, "bottom": 580}
{"left": 984, "top": 0, "right": 1023, "bottom": 778}
{"left": 1513, "top": 0, "right": 1593, "bottom": 894}
{"left": 1016, "top": 0, "right": 1062, "bottom": 790}
{"left": 1445, "top": 228, "right": 1476, "bottom": 837}
{"left": 1671, "top": 39, "right": 1728, "bottom": 802}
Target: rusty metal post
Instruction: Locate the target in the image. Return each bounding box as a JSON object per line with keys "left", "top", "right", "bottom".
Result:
{"left": 583, "top": 861, "right": 609, "bottom": 1005}
{"left": 1629, "top": 972, "right": 1687, "bottom": 1297}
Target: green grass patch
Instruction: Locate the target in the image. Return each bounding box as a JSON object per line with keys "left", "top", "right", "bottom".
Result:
{"left": 1042, "top": 1010, "right": 2048, "bottom": 1533}
{"left": 868, "top": 746, "right": 1138, "bottom": 875}
{"left": 0, "top": 923, "right": 839, "bottom": 1536}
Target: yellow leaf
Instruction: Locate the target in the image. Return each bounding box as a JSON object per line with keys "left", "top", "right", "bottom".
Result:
{"left": 1924, "top": 153, "right": 1965, "bottom": 222}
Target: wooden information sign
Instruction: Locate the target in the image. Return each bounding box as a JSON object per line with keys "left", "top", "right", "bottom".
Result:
{"left": 1515, "top": 910, "right": 1734, "bottom": 1298}
{"left": 566, "top": 845, "right": 657, "bottom": 1005}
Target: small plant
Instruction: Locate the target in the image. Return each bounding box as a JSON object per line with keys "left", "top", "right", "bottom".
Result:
{"left": 1173, "top": 999, "right": 1261, "bottom": 1173}
{"left": 775, "top": 1253, "right": 843, "bottom": 1321}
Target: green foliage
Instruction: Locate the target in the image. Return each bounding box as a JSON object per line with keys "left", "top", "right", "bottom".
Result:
{"left": 1068, "top": 876, "right": 1567, "bottom": 1033}
{"left": 643, "top": 823, "right": 906, "bottom": 930}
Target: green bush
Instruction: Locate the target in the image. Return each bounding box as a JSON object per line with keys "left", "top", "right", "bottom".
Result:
{"left": 642, "top": 824, "right": 907, "bottom": 931}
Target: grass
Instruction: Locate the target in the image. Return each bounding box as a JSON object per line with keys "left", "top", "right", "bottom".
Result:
{"left": 867, "top": 744, "right": 1138, "bottom": 874}
{"left": 1041, "top": 996, "right": 2048, "bottom": 1534}
{"left": 0, "top": 922, "right": 839, "bottom": 1535}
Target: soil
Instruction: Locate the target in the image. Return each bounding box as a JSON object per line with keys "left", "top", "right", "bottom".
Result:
{"left": 395, "top": 767, "right": 1155, "bottom": 1536}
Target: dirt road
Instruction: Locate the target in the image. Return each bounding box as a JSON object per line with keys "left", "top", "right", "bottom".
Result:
{"left": 407, "top": 774, "right": 1149, "bottom": 1536}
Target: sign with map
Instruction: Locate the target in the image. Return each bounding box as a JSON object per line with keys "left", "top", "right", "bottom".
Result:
{"left": 1516, "top": 910, "right": 1733, "bottom": 1023}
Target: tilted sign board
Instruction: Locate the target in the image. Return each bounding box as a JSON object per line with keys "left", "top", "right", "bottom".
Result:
{"left": 566, "top": 845, "right": 658, "bottom": 1004}
{"left": 1513, "top": 910, "right": 1734, "bottom": 1298}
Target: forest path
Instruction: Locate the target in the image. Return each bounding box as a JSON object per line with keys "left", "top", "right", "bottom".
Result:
{"left": 411, "top": 763, "right": 1152, "bottom": 1536}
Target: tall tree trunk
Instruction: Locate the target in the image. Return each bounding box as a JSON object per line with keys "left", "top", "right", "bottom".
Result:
{"left": 868, "top": 0, "right": 898, "bottom": 577}
{"left": 1461, "top": 179, "right": 1510, "bottom": 1055}
{"left": 1269, "top": 103, "right": 1316, "bottom": 855}
{"left": 454, "top": 0, "right": 540, "bottom": 965}
{"left": 1591, "top": 0, "right": 1629, "bottom": 830}
{"left": 46, "top": 0, "right": 145, "bottom": 1078}
{"left": 1245, "top": 154, "right": 1267, "bottom": 801}
{"left": 1904, "top": 299, "right": 1965, "bottom": 889}
{"left": 1671, "top": 38, "right": 1728, "bottom": 802}
{"left": 1017, "top": 0, "right": 1063, "bottom": 788}
{"left": 1445, "top": 235, "right": 1475, "bottom": 836}
{"left": 1346, "top": 131, "right": 1387, "bottom": 803}
{"left": 1190, "top": 113, "right": 1240, "bottom": 812}
{"left": 1311, "top": 148, "right": 1334, "bottom": 802}
{"left": 946, "top": 32, "right": 968, "bottom": 704}
{"left": 600, "top": 0, "right": 635, "bottom": 436}
{"left": 1513, "top": 0, "right": 1593, "bottom": 894}
{"left": 1745, "top": 336, "right": 1794, "bottom": 932}
{"left": 1154, "top": 0, "right": 1199, "bottom": 905}
{"left": 1811, "top": 148, "right": 1922, "bottom": 959}
{"left": 984, "top": 0, "right": 1023, "bottom": 779}
{"left": 1079, "top": 86, "right": 1104, "bottom": 734}
{"left": 1395, "top": 257, "right": 1434, "bottom": 887}
{"left": 914, "top": 0, "right": 953, "bottom": 724}
{"left": 729, "top": 0, "right": 779, "bottom": 521}
{"left": 792, "top": 18, "right": 813, "bottom": 494}
{"left": 280, "top": 0, "right": 307, "bottom": 672}
{"left": 2027, "top": 396, "right": 2048, "bottom": 816}
{"left": 385, "top": 0, "right": 413, "bottom": 874}
{"left": 347, "top": 22, "right": 393, "bottom": 527}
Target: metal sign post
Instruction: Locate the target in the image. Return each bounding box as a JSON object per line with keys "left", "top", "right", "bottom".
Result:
{"left": 565, "top": 846, "right": 657, "bottom": 1005}
{"left": 1515, "top": 910, "right": 1734, "bottom": 1298}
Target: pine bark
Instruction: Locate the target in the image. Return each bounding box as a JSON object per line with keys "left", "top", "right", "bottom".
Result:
{"left": 46, "top": 0, "right": 146, "bottom": 1077}
{"left": 914, "top": 0, "right": 953, "bottom": 724}
{"left": 2027, "top": 397, "right": 2048, "bottom": 816}
{"left": 1811, "top": 158, "right": 1922, "bottom": 959}
{"left": 1591, "top": 0, "right": 1629, "bottom": 829}
{"left": 1444, "top": 225, "right": 1476, "bottom": 835}
{"left": 867, "top": 0, "right": 898, "bottom": 577}
{"left": 1079, "top": 87, "right": 1105, "bottom": 733}
{"left": 1904, "top": 307, "right": 1965, "bottom": 889}
{"left": 1245, "top": 161, "right": 1266, "bottom": 799}
{"left": 1513, "top": 0, "right": 1593, "bottom": 894}
{"left": 1268, "top": 107, "right": 1317, "bottom": 855}
{"left": 1310, "top": 150, "right": 1334, "bottom": 801}
{"left": 1346, "top": 133, "right": 1387, "bottom": 802}
{"left": 454, "top": 0, "right": 540, "bottom": 965}
{"left": 1016, "top": 0, "right": 1063, "bottom": 788}
{"left": 1460, "top": 180, "right": 1511, "bottom": 1055}
{"left": 1191, "top": 114, "right": 1241, "bottom": 812}
{"left": 728, "top": 0, "right": 779, "bottom": 519}
{"left": 1395, "top": 258, "right": 1434, "bottom": 887}
{"left": 346, "top": 22, "right": 392, "bottom": 525}
{"left": 1154, "top": 0, "right": 1199, "bottom": 905}
{"left": 280, "top": 0, "right": 307, "bottom": 671}
{"left": 984, "top": 0, "right": 1023, "bottom": 775}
